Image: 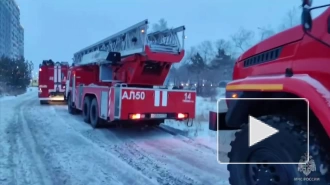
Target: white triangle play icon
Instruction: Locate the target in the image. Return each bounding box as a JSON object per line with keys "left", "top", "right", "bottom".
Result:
{"left": 249, "top": 116, "right": 279, "bottom": 147}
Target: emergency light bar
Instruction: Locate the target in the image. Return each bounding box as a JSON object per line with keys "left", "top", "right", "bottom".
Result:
{"left": 41, "top": 60, "right": 69, "bottom": 67}
{"left": 60, "top": 61, "right": 69, "bottom": 66}
{"left": 42, "top": 59, "right": 54, "bottom": 66}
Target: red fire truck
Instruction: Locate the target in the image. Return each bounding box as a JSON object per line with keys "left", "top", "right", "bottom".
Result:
{"left": 65, "top": 19, "right": 196, "bottom": 128}
{"left": 38, "top": 60, "right": 69, "bottom": 104}
{"left": 209, "top": 0, "right": 330, "bottom": 184}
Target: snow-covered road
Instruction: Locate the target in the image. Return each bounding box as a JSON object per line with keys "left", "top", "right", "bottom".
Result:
{"left": 0, "top": 88, "right": 230, "bottom": 185}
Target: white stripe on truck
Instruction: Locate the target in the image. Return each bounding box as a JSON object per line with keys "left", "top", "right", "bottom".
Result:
{"left": 49, "top": 64, "right": 64, "bottom": 92}
{"left": 161, "top": 91, "right": 167, "bottom": 106}
{"left": 154, "top": 90, "right": 160, "bottom": 106}
{"left": 154, "top": 90, "right": 167, "bottom": 107}
{"left": 57, "top": 65, "right": 61, "bottom": 83}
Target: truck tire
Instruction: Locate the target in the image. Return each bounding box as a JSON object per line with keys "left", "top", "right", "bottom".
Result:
{"left": 83, "top": 97, "right": 91, "bottom": 123}
{"left": 67, "top": 94, "right": 77, "bottom": 115}
{"left": 227, "top": 115, "right": 330, "bottom": 185}
{"left": 147, "top": 120, "right": 163, "bottom": 127}
{"left": 40, "top": 100, "right": 47, "bottom": 105}
{"left": 90, "top": 97, "right": 101, "bottom": 128}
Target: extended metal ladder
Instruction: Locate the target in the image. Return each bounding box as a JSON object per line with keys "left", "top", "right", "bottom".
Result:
{"left": 73, "top": 19, "right": 185, "bottom": 66}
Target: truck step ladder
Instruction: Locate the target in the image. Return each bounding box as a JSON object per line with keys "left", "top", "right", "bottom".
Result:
{"left": 73, "top": 19, "right": 185, "bottom": 66}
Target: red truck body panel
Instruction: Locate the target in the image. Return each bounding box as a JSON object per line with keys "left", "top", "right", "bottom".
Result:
{"left": 223, "top": 7, "right": 330, "bottom": 137}
{"left": 72, "top": 85, "right": 196, "bottom": 122}
{"left": 225, "top": 74, "right": 330, "bottom": 137}
{"left": 119, "top": 88, "right": 195, "bottom": 120}
{"left": 106, "top": 47, "right": 184, "bottom": 86}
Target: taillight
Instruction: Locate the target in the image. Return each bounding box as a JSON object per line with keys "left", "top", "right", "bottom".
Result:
{"left": 129, "top": 113, "right": 145, "bottom": 119}
{"left": 177, "top": 113, "right": 188, "bottom": 119}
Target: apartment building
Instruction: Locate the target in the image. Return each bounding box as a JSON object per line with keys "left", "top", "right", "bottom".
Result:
{"left": 0, "top": 0, "right": 24, "bottom": 59}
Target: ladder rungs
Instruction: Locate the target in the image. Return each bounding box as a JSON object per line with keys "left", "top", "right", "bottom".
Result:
{"left": 75, "top": 19, "right": 148, "bottom": 56}
{"left": 148, "top": 26, "right": 185, "bottom": 37}
{"left": 73, "top": 19, "right": 185, "bottom": 66}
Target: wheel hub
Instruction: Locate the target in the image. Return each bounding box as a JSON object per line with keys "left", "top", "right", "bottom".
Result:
{"left": 247, "top": 149, "right": 290, "bottom": 185}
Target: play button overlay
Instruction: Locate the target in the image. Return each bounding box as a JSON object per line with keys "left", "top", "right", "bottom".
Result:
{"left": 216, "top": 98, "right": 309, "bottom": 164}
{"left": 249, "top": 116, "right": 279, "bottom": 147}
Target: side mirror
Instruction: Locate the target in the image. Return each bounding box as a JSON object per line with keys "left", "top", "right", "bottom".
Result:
{"left": 302, "top": 7, "right": 313, "bottom": 32}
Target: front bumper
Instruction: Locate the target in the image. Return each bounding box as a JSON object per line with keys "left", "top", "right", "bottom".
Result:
{"left": 39, "top": 92, "right": 65, "bottom": 101}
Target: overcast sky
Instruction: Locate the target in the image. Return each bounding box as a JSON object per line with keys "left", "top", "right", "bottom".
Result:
{"left": 15, "top": 0, "right": 330, "bottom": 74}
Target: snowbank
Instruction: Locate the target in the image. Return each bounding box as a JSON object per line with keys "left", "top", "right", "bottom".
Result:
{"left": 164, "top": 87, "right": 236, "bottom": 152}
{"left": 0, "top": 87, "right": 37, "bottom": 102}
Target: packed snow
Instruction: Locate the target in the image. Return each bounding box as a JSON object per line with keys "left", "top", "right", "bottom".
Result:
{"left": 0, "top": 87, "right": 233, "bottom": 185}
{"left": 164, "top": 88, "right": 235, "bottom": 153}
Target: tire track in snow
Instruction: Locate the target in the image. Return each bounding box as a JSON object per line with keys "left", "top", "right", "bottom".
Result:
{"left": 25, "top": 102, "right": 157, "bottom": 185}
{"left": 3, "top": 94, "right": 54, "bottom": 185}
{"left": 53, "top": 105, "right": 229, "bottom": 185}
{"left": 109, "top": 128, "right": 230, "bottom": 185}
{"left": 18, "top": 103, "right": 54, "bottom": 185}
{"left": 5, "top": 113, "right": 24, "bottom": 185}
{"left": 156, "top": 126, "right": 218, "bottom": 155}
{"left": 138, "top": 139, "right": 229, "bottom": 185}
{"left": 52, "top": 106, "right": 198, "bottom": 185}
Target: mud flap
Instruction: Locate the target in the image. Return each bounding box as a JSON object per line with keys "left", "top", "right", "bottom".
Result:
{"left": 100, "top": 91, "right": 108, "bottom": 119}
{"left": 114, "top": 87, "right": 121, "bottom": 119}
{"left": 209, "top": 111, "right": 239, "bottom": 131}
{"left": 78, "top": 85, "right": 83, "bottom": 108}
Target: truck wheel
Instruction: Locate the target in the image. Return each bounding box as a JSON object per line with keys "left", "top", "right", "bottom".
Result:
{"left": 40, "top": 100, "right": 47, "bottom": 105}
{"left": 83, "top": 97, "right": 91, "bottom": 123}
{"left": 148, "top": 120, "right": 163, "bottom": 127}
{"left": 90, "top": 98, "right": 101, "bottom": 128}
{"left": 227, "top": 115, "right": 330, "bottom": 185}
{"left": 68, "top": 94, "right": 77, "bottom": 115}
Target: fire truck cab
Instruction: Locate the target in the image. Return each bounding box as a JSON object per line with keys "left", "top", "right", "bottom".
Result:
{"left": 38, "top": 59, "right": 69, "bottom": 104}
{"left": 208, "top": 0, "right": 330, "bottom": 184}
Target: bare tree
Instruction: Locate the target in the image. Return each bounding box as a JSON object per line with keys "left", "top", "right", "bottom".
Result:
{"left": 179, "top": 47, "right": 199, "bottom": 83}
{"left": 278, "top": 7, "right": 300, "bottom": 31}
{"left": 197, "top": 40, "right": 215, "bottom": 63}
{"left": 215, "top": 39, "right": 234, "bottom": 57}
{"left": 182, "top": 46, "right": 198, "bottom": 64}
{"left": 258, "top": 25, "right": 276, "bottom": 41}
{"left": 152, "top": 18, "right": 168, "bottom": 32}
{"left": 230, "top": 27, "right": 255, "bottom": 52}
{"left": 187, "top": 52, "right": 207, "bottom": 91}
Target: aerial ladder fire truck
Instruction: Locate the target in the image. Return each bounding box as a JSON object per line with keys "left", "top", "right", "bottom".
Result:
{"left": 65, "top": 19, "right": 196, "bottom": 128}
{"left": 208, "top": 0, "right": 329, "bottom": 184}
{"left": 38, "top": 60, "right": 69, "bottom": 104}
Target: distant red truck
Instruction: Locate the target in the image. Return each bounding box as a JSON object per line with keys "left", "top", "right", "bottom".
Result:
{"left": 38, "top": 60, "right": 69, "bottom": 104}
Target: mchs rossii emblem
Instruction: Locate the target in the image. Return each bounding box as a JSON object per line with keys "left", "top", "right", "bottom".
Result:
{"left": 298, "top": 153, "right": 316, "bottom": 176}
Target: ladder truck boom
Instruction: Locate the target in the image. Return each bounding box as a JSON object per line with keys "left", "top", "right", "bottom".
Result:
{"left": 73, "top": 19, "right": 185, "bottom": 66}
{"left": 66, "top": 19, "right": 195, "bottom": 129}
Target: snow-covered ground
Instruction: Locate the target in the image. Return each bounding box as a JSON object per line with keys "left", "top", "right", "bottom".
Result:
{"left": 0, "top": 87, "right": 231, "bottom": 185}
{"left": 164, "top": 88, "right": 235, "bottom": 153}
